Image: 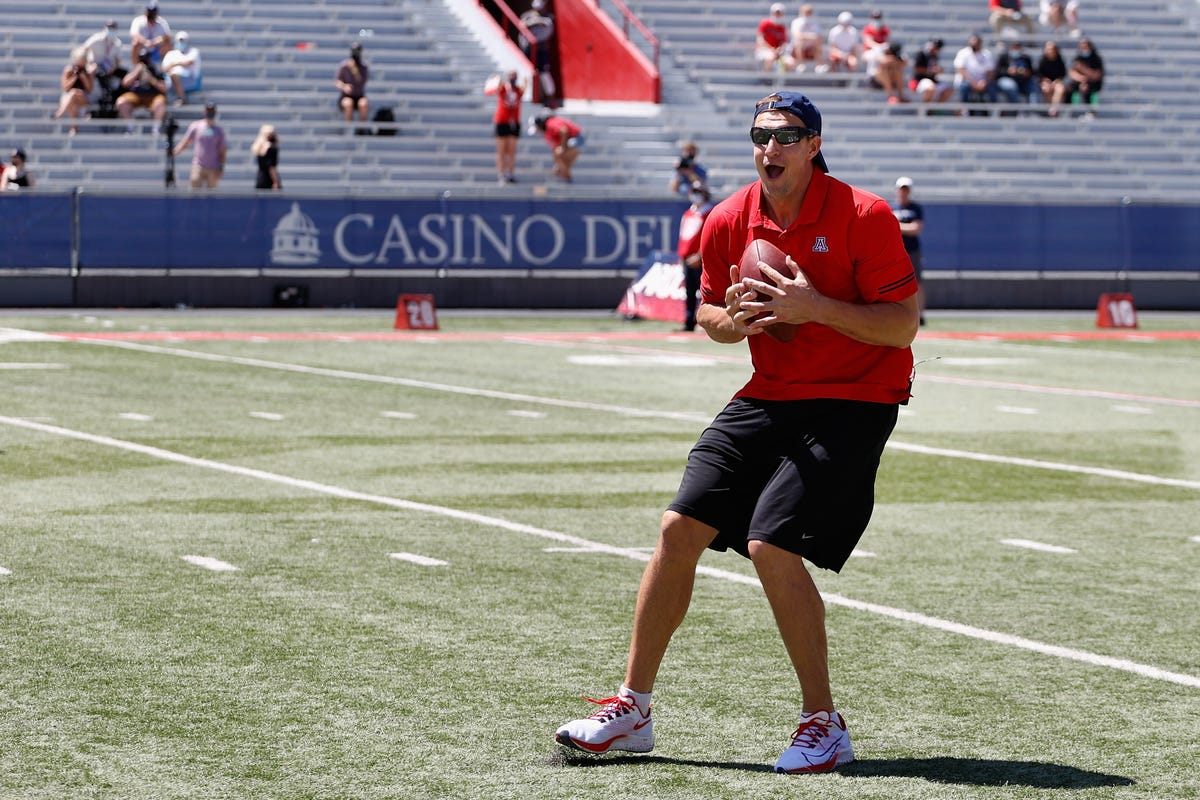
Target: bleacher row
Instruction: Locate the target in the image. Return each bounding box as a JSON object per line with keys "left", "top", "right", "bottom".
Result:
{"left": 1, "top": 0, "right": 1199, "bottom": 201}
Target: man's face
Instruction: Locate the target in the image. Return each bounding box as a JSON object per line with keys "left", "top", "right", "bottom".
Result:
{"left": 753, "top": 110, "right": 820, "bottom": 200}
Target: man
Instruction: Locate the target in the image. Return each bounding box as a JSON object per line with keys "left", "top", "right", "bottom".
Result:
{"left": 989, "top": 0, "right": 1034, "bottom": 35}
{"left": 891, "top": 177, "right": 926, "bottom": 325}
{"left": 173, "top": 102, "right": 227, "bottom": 189}
{"left": 995, "top": 41, "right": 1036, "bottom": 103}
{"left": 676, "top": 181, "right": 714, "bottom": 332}
{"left": 826, "top": 11, "right": 860, "bottom": 72}
{"left": 129, "top": 1, "right": 172, "bottom": 64}
{"left": 115, "top": 47, "right": 168, "bottom": 130}
{"left": 554, "top": 91, "right": 919, "bottom": 773}
{"left": 669, "top": 141, "right": 707, "bottom": 197}
{"left": 755, "top": 3, "right": 794, "bottom": 72}
{"left": 789, "top": 4, "right": 826, "bottom": 73}
{"left": 912, "top": 38, "right": 953, "bottom": 103}
{"left": 162, "top": 30, "right": 201, "bottom": 106}
{"left": 954, "top": 34, "right": 998, "bottom": 104}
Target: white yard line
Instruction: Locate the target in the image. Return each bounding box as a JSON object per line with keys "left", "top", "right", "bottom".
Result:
{"left": 389, "top": 553, "right": 449, "bottom": 567}
{"left": 2, "top": 412, "right": 1198, "bottom": 690}
{"left": 182, "top": 555, "right": 239, "bottom": 572}
{"left": 1001, "top": 539, "right": 1078, "bottom": 554}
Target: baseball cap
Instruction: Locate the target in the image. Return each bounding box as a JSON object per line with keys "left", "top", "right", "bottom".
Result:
{"left": 837, "top": 11, "right": 853, "bottom": 24}
{"left": 895, "top": 176, "right": 913, "bottom": 188}
{"left": 753, "top": 91, "right": 828, "bottom": 173}
{"left": 770, "top": 3, "right": 785, "bottom": 14}
{"left": 12, "top": 147, "right": 27, "bottom": 160}
{"left": 176, "top": 31, "right": 189, "bottom": 43}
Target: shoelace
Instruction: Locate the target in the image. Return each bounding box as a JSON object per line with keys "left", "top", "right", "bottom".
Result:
{"left": 789, "top": 716, "right": 832, "bottom": 749}
{"left": 583, "top": 695, "right": 644, "bottom": 723}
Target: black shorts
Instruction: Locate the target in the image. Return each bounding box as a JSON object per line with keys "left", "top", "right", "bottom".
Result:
{"left": 494, "top": 121, "right": 521, "bottom": 138}
{"left": 667, "top": 397, "right": 899, "bottom": 572}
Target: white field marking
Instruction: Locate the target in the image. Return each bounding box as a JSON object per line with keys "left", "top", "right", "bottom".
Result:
{"left": 0, "top": 565, "right": 12, "bottom": 576}
{"left": 182, "top": 555, "right": 239, "bottom": 572}
{"left": 935, "top": 358, "right": 1027, "bottom": 366}
{"left": 1190, "top": 536, "right": 1200, "bottom": 544}
{"left": 118, "top": 412, "right": 154, "bottom": 421}
{"left": 920, "top": 374, "right": 1200, "bottom": 408}
{"left": 381, "top": 411, "right": 418, "bottom": 419}
{"left": 508, "top": 410, "right": 546, "bottom": 419}
{"left": 3, "top": 414, "right": 1198, "bottom": 690}
{"left": 390, "top": 552, "right": 449, "bottom": 567}
{"left": 250, "top": 411, "right": 285, "bottom": 421}
{"left": 0, "top": 328, "right": 59, "bottom": 344}
{"left": 543, "top": 546, "right": 656, "bottom": 553}
{"left": 995, "top": 405, "right": 1039, "bottom": 415}
{"left": 1112, "top": 405, "right": 1153, "bottom": 415}
{"left": 566, "top": 354, "right": 719, "bottom": 368}
{"left": 1001, "top": 539, "right": 1078, "bottom": 554}
{"left": 26, "top": 335, "right": 1200, "bottom": 491}
{"left": 850, "top": 549, "right": 877, "bottom": 558}
{"left": 0, "top": 362, "right": 67, "bottom": 370}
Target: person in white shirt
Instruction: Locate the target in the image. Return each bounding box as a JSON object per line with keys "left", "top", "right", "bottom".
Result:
{"left": 953, "top": 34, "right": 998, "bottom": 103}
{"left": 162, "top": 31, "right": 201, "bottom": 105}
{"left": 789, "top": 4, "right": 827, "bottom": 73}
{"left": 129, "top": 1, "right": 172, "bottom": 64}
{"left": 826, "top": 11, "right": 860, "bottom": 72}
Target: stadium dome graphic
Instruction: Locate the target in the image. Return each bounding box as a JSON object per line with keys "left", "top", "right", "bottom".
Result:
{"left": 270, "top": 203, "right": 321, "bottom": 265}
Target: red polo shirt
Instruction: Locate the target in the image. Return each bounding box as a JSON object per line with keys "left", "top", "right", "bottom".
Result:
{"left": 699, "top": 169, "right": 917, "bottom": 404}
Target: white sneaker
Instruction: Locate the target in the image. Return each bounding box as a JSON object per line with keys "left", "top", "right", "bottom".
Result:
{"left": 555, "top": 693, "right": 654, "bottom": 754}
{"left": 774, "top": 710, "right": 855, "bottom": 773}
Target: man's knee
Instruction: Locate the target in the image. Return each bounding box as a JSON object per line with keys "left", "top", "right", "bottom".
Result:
{"left": 659, "top": 510, "right": 715, "bottom": 560}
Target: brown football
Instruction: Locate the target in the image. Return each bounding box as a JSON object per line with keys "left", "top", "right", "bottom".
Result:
{"left": 737, "top": 239, "right": 799, "bottom": 342}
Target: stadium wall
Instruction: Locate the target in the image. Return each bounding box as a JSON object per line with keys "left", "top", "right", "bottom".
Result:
{"left": 1, "top": 194, "right": 1197, "bottom": 310}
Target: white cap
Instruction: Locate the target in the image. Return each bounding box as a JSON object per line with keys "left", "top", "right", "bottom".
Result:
{"left": 837, "top": 11, "right": 853, "bottom": 24}
{"left": 770, "top": 2, "right": 786, "bottom": 13}
{"left": 176, "top": 31, "right": 189, "bottom": 43}
{"left": 895, "top": 176, "right": 914, "bottom": 188}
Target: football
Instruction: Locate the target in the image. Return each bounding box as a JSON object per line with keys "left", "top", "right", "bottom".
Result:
{"left": 737, "top": 239, "right": 799, "bottom": 342}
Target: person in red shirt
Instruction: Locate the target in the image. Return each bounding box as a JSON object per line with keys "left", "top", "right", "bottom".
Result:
{"left": 484, "top": 70, "right": 525, "bottom": 184}
{"left": 861, "top": 8, "right": 890, "bottom": 52}
{"left": 676, "top": 181, "right": 714, "bottom": 331}
{"left": 555, "top": 91, "right": 919, "bottom": 774}
{"left": 755, "top": 3, "right": 795, "bottom": 72}
{"left": 532, "top": 110, "right": 583, "bottom": 182}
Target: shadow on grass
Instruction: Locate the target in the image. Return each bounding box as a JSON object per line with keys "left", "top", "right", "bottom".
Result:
{"left": 551, "top": 751, "right": 1135, "bottom": 788}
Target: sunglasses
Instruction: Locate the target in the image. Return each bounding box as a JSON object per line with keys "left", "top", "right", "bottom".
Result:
{"left": 750, "top": 127, "right": 819, "bottom": 146}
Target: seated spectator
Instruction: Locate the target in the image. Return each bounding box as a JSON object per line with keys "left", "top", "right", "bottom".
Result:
{"left": 2, "top": 148, "right": 34, "bottom": 190}
{"left": 82, "top": 18, "right": 124, "bottom": 99}
{"left": 1053, "top": 37, "right": 1103, "bottom": 115}
{"left": 669, "top": 141, "right": 708, "bottom": 197}
{"left": 54, "top": 47, "right": 94, "bottom": 135}
{"left": 129, "top": 1, "right": 172, "bottom": 65}
{"left": 115, "top": 47, "right": 168, "bottom": 129}
{"left": 1036, "top": 39, "right": 1067, "bottom": 105}
{"left": 755, "top": 3, "right": 795, "bottom": 72}
{"left": 911, "top": 38, "right": 954, "bottom": 102}
{"left": 865, "top": 41, "right": 908, "bottom": 104}
{"left": 989, "top": 0, "right": 1034, "bottom": 37}
{"left": 531, "top": 109, "right": 584, "bottom": 183}
{"left": 335, "top": 41, "right": 370, "bottom": 129}
{"left": 789, "top": 4, "right": 827, "bottom": 73}
{"left": 826, "top": 11, "right": 860, "bottom": 73}
{"left": 995, "top": 41, "right": 1037, "bottom": 103}
{"left": 1039, "top": 0, "right": 1080, "bottom": 37}
{"left": 162, "top": 30, "right": 201, "bottom": 106}
{"left": 861, "top": 9, "right": 889, "bottom": 52}
{"left": 954, "top": 34, "right": 998, "bottom": 104}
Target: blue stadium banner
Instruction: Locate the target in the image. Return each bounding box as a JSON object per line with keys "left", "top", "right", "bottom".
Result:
{"left": 77, "top": 195, "right": 687, "bottom": 271}
{"left": 0, "top": 193, "right": 74, "bottom": 270}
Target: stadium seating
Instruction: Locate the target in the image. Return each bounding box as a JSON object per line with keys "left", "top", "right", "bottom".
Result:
{"left": 1, "top": 0, "right": 1198, "bottom": 201}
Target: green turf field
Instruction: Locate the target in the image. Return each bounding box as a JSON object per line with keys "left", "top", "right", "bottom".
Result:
{"left": 1, "top": 310, "right": 1198, "bottom": 800}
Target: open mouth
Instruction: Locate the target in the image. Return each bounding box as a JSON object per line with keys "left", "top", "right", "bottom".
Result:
{"left": 764, "top": 164, "right": 785, "bottom": 180}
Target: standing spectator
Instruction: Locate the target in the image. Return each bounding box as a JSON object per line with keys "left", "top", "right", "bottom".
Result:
{"left": 335, "top": 41, "right": 370, "bottom": 130}
{"left": 1036, "top": 40, "right": 1067, "bottom": 106}
{"left": 912, "top": 38, "right": 953, "bottom": 103}
{"left": 531, "top": 110, "right": 583, "bottom": 183}
{"left": 988, "top": 0, "right": 1034, "bottom": 37}
{"left": 861, "top": 9, "right": 889, "bottom": 53}
{"left": 252, "top": 124, "right": 281, "bottom": 190}
{"left": 519, "top": 0, "right": 558, "bottom": 107}
{"left": 789, "top": 4, "right": 827, "bottom": 73}
{"left": 162, "top": 31, "right": 201, "bottom": 106}
{"left": 891, "top": 177, "right": 925, "bottom": 325}
{"left": 485, "top": 70, "right": 525, "bottom": 184}
{"left": 1, "top": 148, "right": 34, "bottom": 190}
{"left": 669, "top": 141, "right": 708, "bottom": 197}
{"left": 676, "top": 181, "right": 714, "bottom": 332}
{"left": 115, "top": 47, "right": 168, "bottom": 130}
{"left": 756, "top": 3, "right": 795, "bottom": 73}
{"left": 54, "top": 47, "right": 94, "bottom": 136}
{"left": 826, "top": 12, "right": 860, "bottom": 73}
{"left": 995, "top": 41, "right": 1037, "bottom": 103}
{"left": 553, "top": 90, "right": 920, "bottom": 772}
{"left": 953, "top": 34, "right": 998, "bottom": 104}
{"left": 82, "top": 19, "right": 124, "bottom": 99}
{"left": 173, "top": 101, "right": 227, "bottom": 189}
{"left": 129, "top": 1, "right": 172, "bottom": 65}
{"left": 1053, "top": 37, "right": 1103, "bottom": 115}
{"left": 865, "top": 41, "right": 908, "bottom": 104}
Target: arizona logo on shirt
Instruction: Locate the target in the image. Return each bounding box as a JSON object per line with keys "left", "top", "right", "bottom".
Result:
{"left": 812, "top": 236, "right": 829, "bottom": 253}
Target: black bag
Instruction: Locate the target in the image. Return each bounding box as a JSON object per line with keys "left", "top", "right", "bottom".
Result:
{"left": 373, "top": 107, "right": 396, "bottom": 136}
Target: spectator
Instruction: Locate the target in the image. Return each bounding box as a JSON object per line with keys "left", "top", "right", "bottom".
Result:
{"left": 989, "top": 0, "right": 1034, "bottom": 37}
{"left": 669, "top": 141, "right": 708, "bottom": 197}
{"left": 1, "top": 148, "right": 34, "bottom": 190}
{"left": 335, "top": 41, "right": 370, "bottom": 130}
{"left": 861, "top": 9, "right": 889, "bottom": 52}
{"left": 891, "top": 177, "right": 926, "bottom": 325}
{"left": 519, "top": 0, "right": 558, "bottom": 107}
{"left": 129, "top": 1, "right": 172, "bottom": 65}
{"left": 252, "top": 124, "right": 281, "bottom": 190}
{"left": 865, "top": 41, "right": 908, "bottom": 104}
{"left": 953, "top": 34, "right": 998, "bottom": 105}
{"left": 531, "top": 109, "right": 583, "bottom": 182}
{"left": 485, "top": 70, "right": 525, "bottom": 184}
{"left": 789, "top": 4, "right": 827, "bottom": 73}
{"left": 826, "top": 12, "right": 860, "bottom": 73}
{"left": 82, "top": 19, "right": 124, "bottom": 93}
{"left": 54, "top": 47, "right": 94, "bottom": 136}
{"left": 756, "top": 3, "right": 795, "bottom": 73}
{"left": 1053, "top": 37, "right": 1103, "bottom": 115}
{"left": 676, "top": 181, "right": 713, "bottom": 332}
{"left": 995, "top": 41, "right": 1037, "bottom": 103}
{"left": 173, "top": 101, "right": 226, "bottom": 189}
{"left": 1039, "top": 0, "right": 1080, "bottom": 37}
{"left": 115, "top": 47, "right": 168, "bottom": 130}
{"left": 911, "top": 38, "right": 953, "bottom": 103}
{"left": 1036, "top": 39, "right": 1067, "bottom": 106}
{"left": 162, "top": 30, "right": 201, "bottom": 106}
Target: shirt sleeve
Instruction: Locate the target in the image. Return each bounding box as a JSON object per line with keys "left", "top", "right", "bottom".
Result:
{"left": 852, "top": 199, "right": 918, "bottom": 302}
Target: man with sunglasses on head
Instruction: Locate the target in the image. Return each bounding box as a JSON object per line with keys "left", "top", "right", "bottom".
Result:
{"left": 554, "top": 91, "right": 918, "bottom": 774}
